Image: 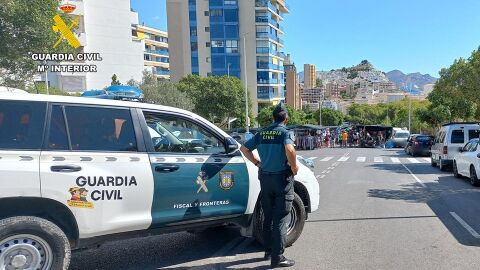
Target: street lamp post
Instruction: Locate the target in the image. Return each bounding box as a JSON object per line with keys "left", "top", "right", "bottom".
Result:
{"left": 227, "top": 63, "right": 231, "bottom": 77}
{"left": 242, "top": 33, "right": 249, "bottom": 133}
{"left": 319, "top": 89, "right": 324, "bottom": 126}
{"left": 44, "top": 60, "right": 49, "bottom": 95}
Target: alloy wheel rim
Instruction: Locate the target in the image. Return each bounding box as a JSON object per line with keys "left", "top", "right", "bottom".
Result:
{"left": 286, "top": 206, "right": 298, "bottom": 235}
{"left": 0, "top": 234, "right": 53, "bottom": 270}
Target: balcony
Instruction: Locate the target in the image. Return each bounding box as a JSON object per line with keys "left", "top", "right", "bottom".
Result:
{"left": 156, "top": 70, "right": 170, "bottom": 76}
{"left": 257, "top": 78, "right": 280, "bottom": 85}
{"left": 255, "top": 16, "right": 284, "bottom": 32}
{"left": 257, "top": 62, "right": 284, "bottom": 71}
{"left": 256, "top": 32, "right": 284, "bottom": 45}
{"left": 146, "top": 49, "right": 169, "bottom": 56}
{"left": 257, "top": 89, "right": 285, "bottom": 100}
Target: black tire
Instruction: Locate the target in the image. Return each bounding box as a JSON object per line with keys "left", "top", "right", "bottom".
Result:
{"left": 431, "top": 155, "right": 437, "bottom": 167}
{"left": 253, "top": 193, "right": 306, "bottom": 248}
{"left": 439, "top": 158, "right": 447, "bottom": 171}
{"left": 453, "top": 161, "right": 461, "bottom": 178}
{"left": 470, "top": 166, "right": 480, "bottom": 187}
{"left": 0, "top": 216, "right": 70, "bottom": 270}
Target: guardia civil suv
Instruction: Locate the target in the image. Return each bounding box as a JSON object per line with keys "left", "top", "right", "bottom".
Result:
{"left": 0, "top": 93, "right": 319, "bottom": 270}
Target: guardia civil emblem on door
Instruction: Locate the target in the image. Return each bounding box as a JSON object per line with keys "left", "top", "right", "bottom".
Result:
{"left": 219, "top": 171, "right": 235, "bottom": 191}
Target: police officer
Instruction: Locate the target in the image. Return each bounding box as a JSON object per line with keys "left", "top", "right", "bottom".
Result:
{"left": 240, "top": 103, "right": 298, "bottom": 268}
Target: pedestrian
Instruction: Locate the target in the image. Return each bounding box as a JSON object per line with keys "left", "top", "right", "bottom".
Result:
{"left": 338, "top": 131, "right": 342, "bottom": 148}
{"left": 342, "top": 131, "right": 348, "bottom": 148}
{"left": 240, "top": 103, "right": 297, "bottom": 268}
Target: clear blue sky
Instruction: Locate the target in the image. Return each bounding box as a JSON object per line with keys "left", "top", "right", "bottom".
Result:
{"left": 131, "top": 0, "right": 480, "bottom": 77}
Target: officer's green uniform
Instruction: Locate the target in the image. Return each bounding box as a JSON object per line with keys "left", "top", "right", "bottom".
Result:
{"left": 244, "top": 120, "right": 295, "bottom": 260}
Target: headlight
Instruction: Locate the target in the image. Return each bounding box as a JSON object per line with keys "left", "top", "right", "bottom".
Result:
{"left": 297, "top": 156, "right": 315, "bottom": 169}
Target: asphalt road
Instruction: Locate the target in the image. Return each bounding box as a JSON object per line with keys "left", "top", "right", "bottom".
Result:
{"left": 70, "top": 147, "right": 480, "bottom": 270}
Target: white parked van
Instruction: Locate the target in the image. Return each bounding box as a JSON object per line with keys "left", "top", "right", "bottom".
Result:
{"left": 0, "top": 94, "right": 319, "bottom": 270}
{"left": 431, "top": 122, "right": 480, "bottom": 171}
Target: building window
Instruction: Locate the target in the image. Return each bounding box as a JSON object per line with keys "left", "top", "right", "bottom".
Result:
{"left": 206, "top": 57, "right": 211, "bottom": 63}
{"left": 190, "top": 27, "right": 197, "bottom": 36}
{"left": 191, "top": 42, "right": 198, "bottom": 51}
{"left": 224, "top": 0, "right": 237, "bottom": 5}
{"left": 212, "top": 40, "right": 224, "bottom": 47}
{"left": 224, "top": 9, "right": 238, "bottom": 22}
{"left": 204, "top": 11, "right": 209, "bottom": 16}
{"left": 206, "top": 42, "right": 211, "bottom": 47}
{"left": 205, "top": 27, "right": 210, "bottom": 32}
{"left": 226, "top": 40, "right": 238, "bottom": 53}
{"left": 210, "top": 9, "right": 223, "bottom": 16}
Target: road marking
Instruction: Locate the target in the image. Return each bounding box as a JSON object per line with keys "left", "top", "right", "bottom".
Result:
{"left": 450, "top": 212, "right": 480, "bottom": 238}
{"left": 374, "top": 157, "right": 383, "bottom": 163}
{"left": 356, "top": 157, "right": 366, "bottom": 162}
{"left": 332, "top": 162, "right": 339, "bottom": 166}
{"left": 319, "top": 175, "right": 326, "bottom": 179}
{"left": 338, "top": 156, "right": 350, "bottom": 162}
{"left": 391, "top": 157, "right": 401, "bottom": 163}
{"left": 326, "top": 170, "right": 331, "bottom": 174}
{"left": 401, "top": 163, "right": 426, "bottom": 187}
{"left": 320, "top": 157, "right": 333, "bottom": 162}
{"left": 321, "top": 170, "right": 327, "bottom": 174}
{"left": 408, "top": 158, "right": 420, "bottom": 163}
{"left": 310, "top": 157, "right": 318, "bottom": 160}
{"left": 327, "top": 167, "right": 334, "bottom": 170}
{"left": 423, "top": 158, "right": 431, "bottom": 162}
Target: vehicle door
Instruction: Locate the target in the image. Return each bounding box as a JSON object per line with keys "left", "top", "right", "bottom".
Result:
{"left": 138, "top": 110, "right": 249, "bottom": 228}
{"left": 457, "top": 141, "right": 472, "bottom": 175}
{"left": 40, "top": 104, "right": 154, "bottom": 239}
{"left": 432, "top": 130, "right": 443, "bottom": 160}
{"left": 464, "top": 139, "right": 479, "bottom": 174}
{"left": 0, "top": 100, "right": 47, "bottom": 198}
{"left": 448, "top": 129, "right": 465, "bottom": 160}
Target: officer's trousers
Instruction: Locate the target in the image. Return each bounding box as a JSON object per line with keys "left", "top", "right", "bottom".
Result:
{"left": 259, "top": 169, "right": 294, "bottom": 260}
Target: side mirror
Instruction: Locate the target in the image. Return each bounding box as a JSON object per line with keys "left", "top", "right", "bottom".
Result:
{"left": 477, "top": 153, "right": 480, "bottom": 158}
{"left": 459, "top": 147, "right": 464, "bottom": 153}
{"left": 225, "top": 137, "right": 239, "bottom": 154}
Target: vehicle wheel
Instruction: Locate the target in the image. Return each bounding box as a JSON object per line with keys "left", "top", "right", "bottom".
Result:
{"left": 439, "top": 159, "right": 447, "bottom": 171}
{"left": 453, "top": 162, "right": 461, "bottom": 178}
{"left": 470, "top": 166, "right": 480, "bottom": 187}
{"left": 431, "top": 155, "right": 437, "bottom": 167}
{"left": 0, "top": 216, "right": 70, "bottom": 270}
{"left": 253, "top": 193, "right": 306, "bottom": 248}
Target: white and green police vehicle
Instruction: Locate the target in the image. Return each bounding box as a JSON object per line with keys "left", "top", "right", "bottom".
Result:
{"left": 0, "top": 93, "right": 319, "bottom": 270}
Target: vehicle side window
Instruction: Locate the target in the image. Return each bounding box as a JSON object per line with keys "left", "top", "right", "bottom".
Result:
{"left": 438, "top": 131, "right": 446, "bottom": 143}
{"left": 468, "top": 129, "right": 480, "bottom": 141}
{"left": 463, "top": 142, "right": 472, "bottom": 152}
{"left": 47, "top": 105, "right": 69, "bottom": 150}
{"left": 143, "top": 111, "right": 224, "bottom": 154}
{"left": 470, "top": 142, "right": 479, "bottom": 152}
{"left": 64, "top": 106, "right": 137, "bottom": 152}
{"left": 451, "top": 130, "right": 464, "bottom": 144}
{"left": 0, "top": 101, "right": 46, "bottom": 150}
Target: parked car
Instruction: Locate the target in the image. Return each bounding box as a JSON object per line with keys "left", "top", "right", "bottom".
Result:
{"left": 391, "top": 130, "right": 410, "bottom": 148}
{"left": 405, "top": 135, "right": 434, "bottom": 156}
{"left": 0, "top": 93, "right": 319, "bottom": 269}
{"left": 453, "top": 138, "right": 480, "bottom": 186}
{"left": 431, "top": 122, "right": 480, "bottom": 171}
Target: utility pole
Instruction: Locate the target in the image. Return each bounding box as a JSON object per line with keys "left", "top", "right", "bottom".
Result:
{"left": 227, "top": 63, "right": 231, "bottom": 77}
{"left": 242, "top": 33, "right": 249, "bottom": 133}
{"left": 44, "top": 60, "right": 49, "bottom": 95}
{"left": 319, "top": 89, "right": 324, "bottom": 126}
{"left": 408, "top": 96, "right": 412, "bottom": 132}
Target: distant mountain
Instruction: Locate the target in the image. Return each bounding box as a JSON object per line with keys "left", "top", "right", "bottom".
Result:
{"left": 386, "top": 70, "right": 437, "bottom": 91}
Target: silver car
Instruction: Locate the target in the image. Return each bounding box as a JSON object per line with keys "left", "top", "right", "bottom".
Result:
{"left": 391, "top": 131, "right": 410, "bottom": 148}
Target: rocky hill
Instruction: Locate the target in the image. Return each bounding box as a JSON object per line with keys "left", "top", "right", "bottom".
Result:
{"left": 386, "top": 70, "right": 437, "bottom": 91}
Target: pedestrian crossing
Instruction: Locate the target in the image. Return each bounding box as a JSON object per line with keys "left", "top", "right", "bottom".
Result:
{"left": 313, "top": 156, "right": 431, "bottom": 164}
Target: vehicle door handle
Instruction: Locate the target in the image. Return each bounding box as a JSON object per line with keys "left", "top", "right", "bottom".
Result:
{"left": 51, "top": 165, "right": 82, "bottom": 172}
{"left": 155, "top": 164, "right": 179, "bottom": 173}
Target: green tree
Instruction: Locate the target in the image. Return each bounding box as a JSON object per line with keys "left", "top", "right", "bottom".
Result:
{"left": 257, "top": 105, "right": 305, "bottom": 127}
{"left": 111, "top": 74, "right": 121, "bottom": 85}
{"left": 135, "top": 71, "right": 194, "bottom": 111}
{"left": 177, "top": 75, "right": 254, "bottom": 128}
{"left": 0, "top": 0, "right": 73, "bottom": 88}
{"left": 314, "top": 108, "right": 345, "bottom": 126}
{"left": 315, "top": 78, "right": 323, "bottom": 88}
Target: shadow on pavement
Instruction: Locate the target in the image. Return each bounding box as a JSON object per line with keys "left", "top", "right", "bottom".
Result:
{"left": 366, "top": 162, "right": 450, "bottom": 175}
{"left": 368, "top": 176, "right": 480, "bottom": 247}
{"left": 70, "top": 226, "right": 265, "bottom": 270}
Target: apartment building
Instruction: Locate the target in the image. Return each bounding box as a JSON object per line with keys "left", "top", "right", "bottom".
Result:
{"left": 133, "top": 24, "right": 170, "bottom": 80}
{"left": 167, "top": 0, "right": 289, "bottom": 113}
{"left": 301, "top": 88, "right": 323, "bottom": 104}
{"left": 43, "top": 0, "right": 144, "bottom": 92}
{"left": 283, "top": 54, "right": 301, "bottom": 109}
{"left": 303, "top": 64, "right": 316, "bottom": 89}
